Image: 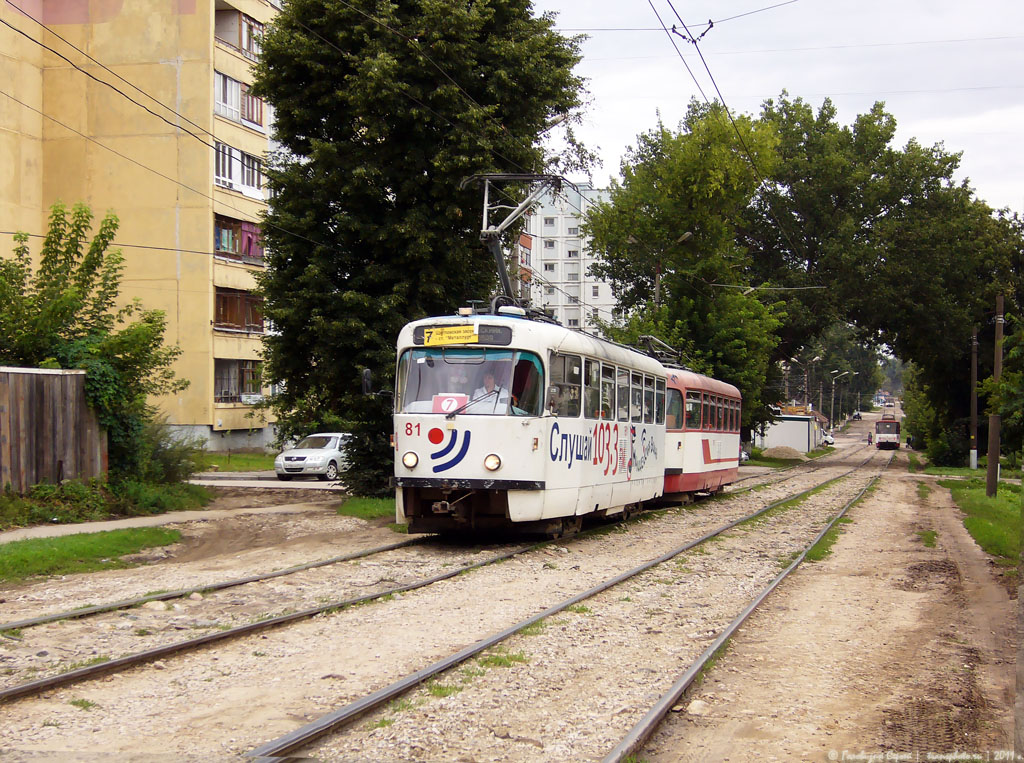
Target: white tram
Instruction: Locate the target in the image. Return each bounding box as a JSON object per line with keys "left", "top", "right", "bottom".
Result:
{"left": 392, "top": 310, "right": 668, "bottom": 535}
{"left": 875, "top": 413, "right": 901, "bottom": 449}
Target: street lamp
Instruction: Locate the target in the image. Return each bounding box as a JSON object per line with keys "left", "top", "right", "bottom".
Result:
{"left": 790, "top": 355, "right": 821, "bottom": 408}
{"left": 830, "top": 370, "right": 850, "bottom": 430}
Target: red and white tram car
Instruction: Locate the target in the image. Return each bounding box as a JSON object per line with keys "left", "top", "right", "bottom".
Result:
{"left": 663, "top": 370, "right": 742, "bottom": 499}
{"left": 875, "top": 413, "right": 901, "bottom": 449}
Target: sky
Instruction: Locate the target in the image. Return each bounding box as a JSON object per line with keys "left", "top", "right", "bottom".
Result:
{"left": 533, "top": 0, "right": 1024, "bottom": 215}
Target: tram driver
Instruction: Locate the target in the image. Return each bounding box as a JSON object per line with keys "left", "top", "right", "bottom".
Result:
{"left": 467, "top": 370, "right": 511, "bottom": 413}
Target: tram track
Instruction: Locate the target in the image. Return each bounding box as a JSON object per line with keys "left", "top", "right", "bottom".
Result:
{"left": 0, "top": 450, "right": 880, "bottom": 715}
{"left": 246, "top": 450, "right": 890, "bottom": 760}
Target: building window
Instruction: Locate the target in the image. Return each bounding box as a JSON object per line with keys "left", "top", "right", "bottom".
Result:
{"left": 545, "top": 286, "right": 555, "bottom": 295}
{"left": 215, "top": 142, "right": 233, "bottom": 186}
{"left": 240, "top": 153, "right": 263, "bottom": 190}
{"left": 568, "top": 249, "right": 579, "bottom": 258}
{"left": 568, "top": 227, "right": 579, "bottom": 235}
{"left": 544, "top": 240, "right": 555, "bottom": 249}
{"left": 215, "top": 11, "right": 262, "bottom": 61}
{"left": 568, "top": 318, "right": 580, "bottom": 327}
{"left": 241, "top": 84, "right": 263, "bottom": 126}
{"left": 241, "top": 15, "right": 263, "bottom": 60}
{"left": 543, "top": 217, "right": 555, "bottom": 226}
{"left": 566, "top": 272, "right": 579, "bottom": 281}
{"left": 215, "top": 359, "right": 262, "bottom": 403}
{"left": 592, "top": 308, "right": 599, "bottom": 320}
{"left": 215, "top": 288, "right": 264, "bottom": 332}
{"left": 215, "top": 215, "right": 264, "bottom": 265}
{"left": 215, "top": 72, "right": 240, "bottom": 121}
{"left": 543, "top": 263, "right": 555, "bottom": 272}
{"left": 592, "top": 285, "right": 600, "bottom": 297}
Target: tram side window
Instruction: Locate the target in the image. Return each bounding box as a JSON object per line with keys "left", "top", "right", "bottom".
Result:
{"left": 655, "top": 378, "right": 666, "bottom": 425}
{"left": 631, "top": 372, "right": 643, "bottom": 423}
{"left": 666, "top": 388, "right": 684, "bottom": 429}
{"left": 643, "top": 375, "right": 655, "bottom": 424}
{"left": 549, "top": 353, "right": 581, "bottom": 417}
{"left": 734, "top": 400, "right": 741, "bottom": 431}
{"left": 717, "top": 397, "right": 725, "bottom": 430}
{"left": 583, "top": 359, "right": 602, "bottom": 419}
{"left": 617, "top": 367, "right": 630, "bottom": 421}
{"left": 728, "top": 400, "right": 735, "bottom": 431}
{"left": 601, "top": 364, "right": 616, "bottom": 419}
{"left": 685, "top": 390, "right": 701, "bottom": 429}
{"left": 702, "top": 393, "right": 711, "bottom": 430}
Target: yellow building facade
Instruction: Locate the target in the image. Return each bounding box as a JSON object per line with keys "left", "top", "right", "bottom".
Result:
{"left": 1, "top": 0, "right": 279, "bottom": 450}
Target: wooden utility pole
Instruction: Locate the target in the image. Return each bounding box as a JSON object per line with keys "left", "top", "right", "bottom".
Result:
{"left": 985, "top": 294, "right": 1004, "bottom": 497}
{"left": 970, "top": 327, "right": 978, "bottom": 469}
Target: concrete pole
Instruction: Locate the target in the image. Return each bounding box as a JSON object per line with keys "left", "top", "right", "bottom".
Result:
{"left": 970, "top": 327, "right": 978, "bottom": 470}
{"left": 985, "top": 294, "right": 1004, "bottom": 497}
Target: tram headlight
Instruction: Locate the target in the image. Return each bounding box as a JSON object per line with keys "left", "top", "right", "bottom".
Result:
{"left": 483, "top": 453, "right": 501, "bottom": 472}
{"left": 402, "top": 451, "right": 419, "bottom": 469}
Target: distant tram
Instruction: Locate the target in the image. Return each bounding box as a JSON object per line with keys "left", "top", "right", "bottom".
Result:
{"left": 875, "top": 413, "right": 901, "bottom": 449}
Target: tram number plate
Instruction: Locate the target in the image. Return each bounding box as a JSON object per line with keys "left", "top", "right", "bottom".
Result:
{"left": 423, "top": 326, "right": 479, "bottom": 345}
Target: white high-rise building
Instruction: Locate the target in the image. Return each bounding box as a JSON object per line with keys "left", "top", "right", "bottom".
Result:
{"left": 520, "top": 182, "right": 616, "bottom": 333}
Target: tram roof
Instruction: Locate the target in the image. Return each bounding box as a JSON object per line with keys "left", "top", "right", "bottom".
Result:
{"left": 664, "top": 367, "right": 741, "bottom": 399}
{"left": 398, "top": 315, "right": 664, "bottom": 374}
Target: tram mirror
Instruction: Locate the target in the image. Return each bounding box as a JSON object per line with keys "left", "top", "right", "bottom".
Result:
{"left": 361, "top": 368, "right": 373, "bottom": 395}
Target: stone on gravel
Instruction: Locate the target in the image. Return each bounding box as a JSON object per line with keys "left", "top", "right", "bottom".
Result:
{"left": 686, "top": 699, "right": 710, "bottom": 716}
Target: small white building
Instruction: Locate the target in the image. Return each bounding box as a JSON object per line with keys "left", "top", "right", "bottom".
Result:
{"left": 754, "top": 409, "right": 829, "bottom": 453}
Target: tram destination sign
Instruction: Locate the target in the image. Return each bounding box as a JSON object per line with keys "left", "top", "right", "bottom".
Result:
{"left": 415, "top": 324, "right": 512, "bottom": 346}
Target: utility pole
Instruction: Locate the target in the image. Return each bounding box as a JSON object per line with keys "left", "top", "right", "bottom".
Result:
{"left": 985, "top": 294, "right": 1004, "bottom": 497}
{"left": 970, "top": 327, "right": 978, "bottom": 470}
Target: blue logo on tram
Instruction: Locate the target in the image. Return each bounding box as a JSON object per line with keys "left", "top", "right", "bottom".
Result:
{"left": 429, "top": 428, "right": 472, "bottom": 473}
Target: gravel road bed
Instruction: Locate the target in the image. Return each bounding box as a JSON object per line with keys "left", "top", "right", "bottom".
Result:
{"left": 305, "top": 472, "right": 878, "bottom": 761}
{"left": 0, "top": 455, "right": 879, "bottom": 760}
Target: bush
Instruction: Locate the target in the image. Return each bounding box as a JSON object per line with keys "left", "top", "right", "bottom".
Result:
{"left": 133, "top": 415, "right": 205, "bottom": 484}
{"left": 925, "top": 425, "right": 970, "bottom": 467}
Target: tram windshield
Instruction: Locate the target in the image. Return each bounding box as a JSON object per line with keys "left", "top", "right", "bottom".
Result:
{"left": 875, "top": 421, "right": 900, "bottom": 434}
{"left": 396, "top": 347, "right": 544, "bottom": 416}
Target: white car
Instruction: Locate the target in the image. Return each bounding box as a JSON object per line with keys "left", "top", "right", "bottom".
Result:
{"left": 822, "top": 432, "right": 835, "bottom": 446}
{"left": 275, "top": 432, "right": 351, "bottom": 481}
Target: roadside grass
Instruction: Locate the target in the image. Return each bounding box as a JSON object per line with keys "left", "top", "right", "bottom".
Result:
{"left": 0, "top": 480, "right": 212, "bottom": 531}
{"left": 907, "top": 452, "right": 925, "bottom": 473}
{"left": 925, "top": 464, "right": 1023, "bottom": 480}
{"left": 199, "top": 451, "right": 275, "bottom": 472}
{"left": 917, "top": 481, "right": 932, "bottom": 501}
{"left": 478, "top": 649, "right": 529, "bottom": 668}
{"left": 0, "top": 527, "right": 181, "bottom": 583}
{"left": 336, "top": 497, "right": 394, "bottom": 521}
{"left": 938, "top": 479, "right": 1020, "bottom": 566}
{"left": 805, "top": 517, "right": 853, "bottom": 562}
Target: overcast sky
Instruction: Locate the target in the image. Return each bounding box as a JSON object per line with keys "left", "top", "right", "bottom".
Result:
{"left": 534, "top": 0, "right": 1024, "bottom": 214}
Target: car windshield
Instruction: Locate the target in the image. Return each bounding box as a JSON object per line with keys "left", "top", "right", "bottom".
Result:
{"left": 396, "top": 347, "right": 543, "bottom": 416}
{"left": 294, "top": 436, "right": 335, "bottom": 450}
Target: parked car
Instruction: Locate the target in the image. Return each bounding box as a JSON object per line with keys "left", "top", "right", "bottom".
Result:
{"left": 739, "top": 444, "right": 750, "bottom": 463}
{"left": 275, "top": 432, "right": 352, "bottom": 481}
{"left": 852, "top": 411, "right": 862, "bottom": 420}
{"left": 822, "top": 432, "right": 835, "bottom": 446}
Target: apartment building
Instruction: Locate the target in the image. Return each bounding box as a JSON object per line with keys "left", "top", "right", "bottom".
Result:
{"left": 0, "top": 0, "right": 279, "bottom": 450}
{"left": 523, "top": 182, "right": 617, "bottom": 333}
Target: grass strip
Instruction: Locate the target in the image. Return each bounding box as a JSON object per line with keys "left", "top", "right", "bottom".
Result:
{"left": 0, "top": 527, "right": 181, "bottom": 583}
{"left": 336, "top": 497, "right": 394, "bottom": 521}
{"left": 199, "top": 451, "right": 276, "bottom": 472}
{"left": 938, "top": 479, "right": 1020, "bottom": 565}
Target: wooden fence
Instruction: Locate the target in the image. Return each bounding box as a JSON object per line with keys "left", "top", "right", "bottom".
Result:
{"left": 0, "top": 367, "right": 107, "bottom": 494}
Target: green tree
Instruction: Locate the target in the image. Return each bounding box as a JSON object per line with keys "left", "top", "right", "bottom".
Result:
{"left": 983, "top": 314, "right": 1023, "bottom": 465}
{"left": 252, "top": 0, "right": 586, "bottom": 495}
{"left": 741, "top": 94, "right": 1022, "bottom": 452}
{"left": 0, "top": 202, "right": 188, "bottom": 480}
{"left": 586, "top": 101, "right": 783, "bottom": 430}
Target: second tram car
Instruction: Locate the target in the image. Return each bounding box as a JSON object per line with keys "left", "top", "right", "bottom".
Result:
{"left": 875, "top": 413, "right": 901, "bottom": 449}
{"left": 391, "top": 308, "right": 740, "bottom": 535}
{"left": 664, "top": 370, "right": 742, "bottom": 499}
